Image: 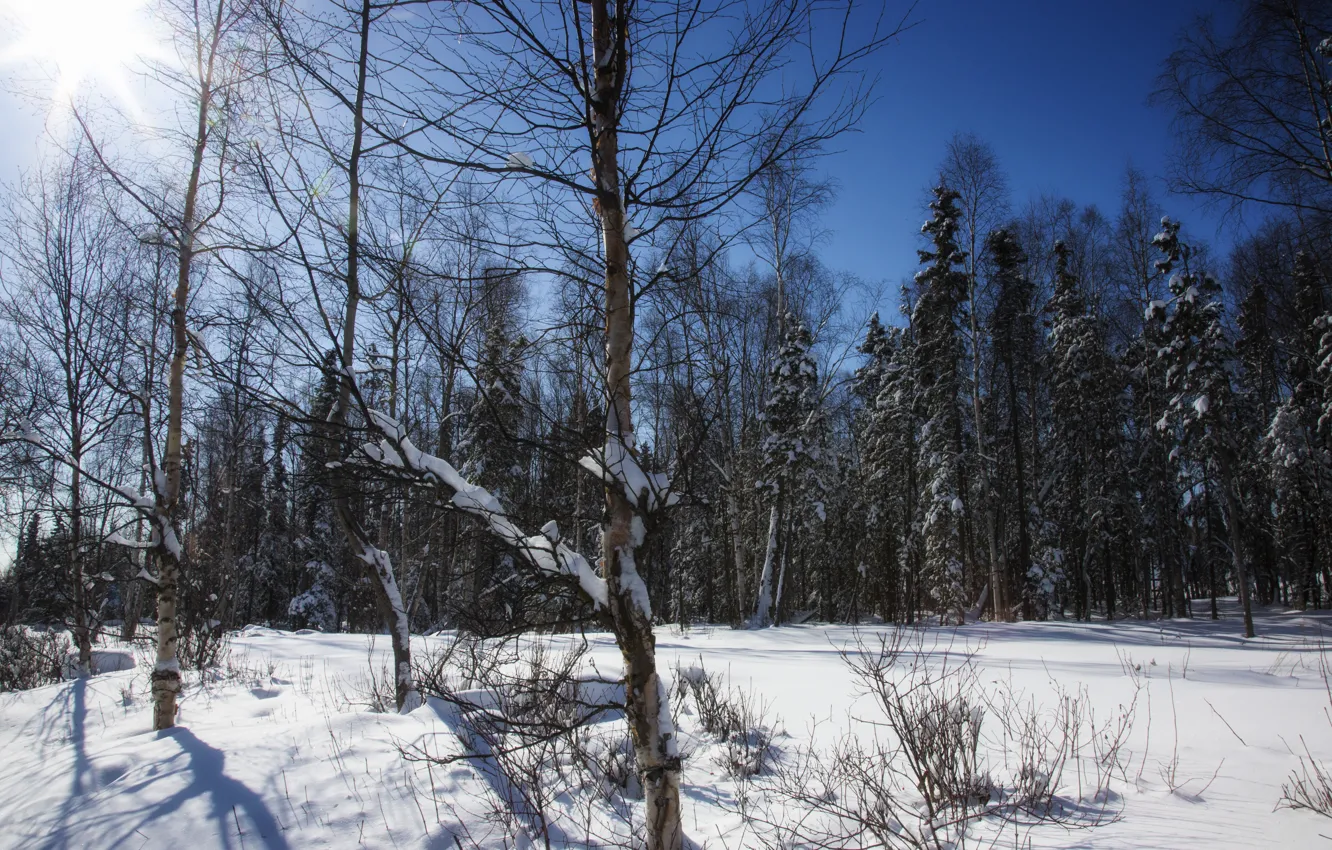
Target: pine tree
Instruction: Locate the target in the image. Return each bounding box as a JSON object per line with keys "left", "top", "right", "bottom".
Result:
{"left": 1281, "top": 250, "right": 1332, "bottom": 609}
{"left": 291, "top": 352, "right": 343, "bottom": 631}
{"left": 912, "top": 186, "right": 969, "bottom": 623}
{"left": 1235, "top": 278, "right": 1280, "bottom": 604}
{"left": 1154, "top": 218, "right": 1255, "bottom": 636}
{"left": 252, "top": 416, "right": 293, "bottom": 624}
{"left": 1045, "top": 241, "right": 1124, "bottom": 620}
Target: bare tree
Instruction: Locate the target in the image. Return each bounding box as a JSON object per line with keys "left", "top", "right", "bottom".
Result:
{"left": 70, "top": 0, "right": 256, "bottom": 729}
{"left": 1156, "top": 0, "right": 1332, "bottom": 215}
{"left": 0, "top": 152, "right": 134, "bottom": 672}
{"left": 325, "top": 2, "right": 909, "bottom": 845}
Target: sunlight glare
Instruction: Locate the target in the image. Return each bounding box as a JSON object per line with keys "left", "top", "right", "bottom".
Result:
{"left": 1, "top": 0, "right": 167, "bottom": 109}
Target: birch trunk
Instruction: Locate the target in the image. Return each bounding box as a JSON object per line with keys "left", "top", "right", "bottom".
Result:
{"left": 590, "top": 1, "right": 681, "bottom": 845}
{"left": 753, "top": 504, "right": 780, "bottom": 627}
{"left": 69, "top": 433, "right": 91, "bottom": 674}
{"left": 149, "top": 0, "right": 227, "bottom": 726}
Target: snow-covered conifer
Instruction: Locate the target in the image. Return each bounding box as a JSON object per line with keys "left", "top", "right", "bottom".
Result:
{"left": 752, "top": 313, "right": 822, "bottom": 626}
{"left": 1154, "top": 217, "right": 1255, "bottom": 636}
{"left": 911, "top": 186, "right": 969, "bottom": 623}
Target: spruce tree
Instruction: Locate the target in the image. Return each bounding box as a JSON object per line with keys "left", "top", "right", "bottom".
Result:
{"left": 881, "top": 310, "right": 925, "bottom": 622}
{"left": 753, "top": 313, "right": 821, "bottom": 626}
{"left": 1154, "top": 218, "right": 1255, "bottom": 636}
{"left": 1046, "top": 241, "right": 1125, "bottom": 620}
{"left": 853, "top": 314, "right": 901, "bottom": 620}
{"left": 457, "top": 319, "right": 528, "bottom": 630}
{"left": 1281, "top": 250, "right": 1332, "bottom": 609}
{"left": 291, "top": 352, "right": 343, "bottom": 631}
{"left": 1235, "top": 278, "right": 1280, "bottom": 604}
{"left": 986, "top": 228, "right": 1037, "bottom": 620}
{"left": 912, "top": 186, "right": 969, "bottom": 623}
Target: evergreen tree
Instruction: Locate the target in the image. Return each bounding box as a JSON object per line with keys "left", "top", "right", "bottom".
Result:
{"left": 1046, "top": 241, "right": 1124, "bottom": 620}
{"left": 853, "top": 314, "right": 900, "bottom": 620}
{"left": 986, "top": 228, "right": 1037, "bottom": 620}
{"left": 912, "top": 186, "right": 970, "bottom": 623}
{"left": 753, "top": 313, "right": 821, "bottom": 626}
{"left": 457, "top": 319, "right": 529, "bottom": 631}
{"left": 1128, "top": 250, "right": 1188, "bottom": 619}
{"left": 252, "top": 416, "right": 293, "bottom": 624}
{"left": 1154, "top": 218, "right": 1255, "bottom": 636}
{"left": 1235, "top": 278, "right": 1281, "bottom": 604}
{"left": 291, "top": 351, "right": 343, "bottom": 631}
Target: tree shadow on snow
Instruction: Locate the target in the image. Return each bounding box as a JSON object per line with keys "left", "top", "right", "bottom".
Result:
{"left": 36, "top": 677, "right": 91, "bottom": 850}
{"left": 95, "top": 727, "right": 293, "bottom": 850}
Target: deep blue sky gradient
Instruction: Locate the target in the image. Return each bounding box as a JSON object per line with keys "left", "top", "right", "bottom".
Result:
{"left": 816, "top": 0, "right": 1243, "bottom": 313}
{"left": 0, "top": 1, "right": 1245, "bottom": 312}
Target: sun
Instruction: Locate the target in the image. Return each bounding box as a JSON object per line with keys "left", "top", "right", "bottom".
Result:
{"left": 0, "top": 0, "right": 168, "bottom": 109}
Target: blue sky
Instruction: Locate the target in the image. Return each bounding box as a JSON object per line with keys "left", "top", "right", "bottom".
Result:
{"left": 0, "top": 1, "right": 1244, "bottom": 305}
{"left": 815, "top": 0, "right": 1243, "bottom": 310}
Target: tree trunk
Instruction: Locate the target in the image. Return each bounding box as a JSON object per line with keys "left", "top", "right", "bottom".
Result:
{"left": 1217, "top": 455, "right": 1255, "bottom": 637}
{"left": 326, "top": 0, "right": 419, "bottom": 713}
{"left": 727, "top": 492, "right": 748, "bottom": 624}
{"left": 753, "top": 503, "right": 780, "bottom": 627}
{"left": 1000, "top": 357, "right": 1030, "bottom": 622}
{"left": 148, "top": 11, "right": 225, "bottom": 725}
{"left": 69, "top": 436, "right": 92, "bottom": 675}
{"left": 590, "top": 1, "right": 681, "bottom": 845}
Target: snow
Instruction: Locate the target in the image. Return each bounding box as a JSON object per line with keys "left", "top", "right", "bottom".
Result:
{"left": 105, "top": 532, "right": 153, "bottom": 550}
{"left": 154, "top": 657, "right": 181, "bottom": 674}
{"left": 615, "top": 547, "right": 652, "bottom": 619}
{"left": 504, "top": 152, "right": 535, "bottom": 169}
{"left": 1194, "top": 395, "right": 1210, "bottom": 416}
{"left": 579, "top": 435, "right": 678, "bottom": 513}
{"left": 2, "top": 603, "right": 1329, "bottom": 849}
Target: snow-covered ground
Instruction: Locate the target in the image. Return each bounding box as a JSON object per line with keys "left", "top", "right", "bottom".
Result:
{"left": 2, "top": 601, "right": 1330, "bottom": 849}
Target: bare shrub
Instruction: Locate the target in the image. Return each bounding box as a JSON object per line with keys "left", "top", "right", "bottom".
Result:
{"left": 331, "top": 637, "right": 398, "bottom": 713}
{"left": 1280, "top": 737, "right": 1332, "bottom": 819}
{"left": 674, "top": 660, "right": 779, "bottom": 779}
{"left": 746, "top": 628, "right": 1136, "bottom": 849}
{"left": 717, "top": 688, "right": 777, "bottom": 780}
{"left": 404, "top": 633, "right": 640, "bottom": 849}
{"left": 0, "top": 626, "right": 69, "bottom": 691}
{"left": 175, "top": 619, "right": 230, "bottom": 671}
{"left": 1279, "top": 646, "right": 1332, "bottom": 819}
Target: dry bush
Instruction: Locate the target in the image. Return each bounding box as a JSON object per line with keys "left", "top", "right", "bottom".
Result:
{"left": 404, "top": 633, "right": 641, "bottom": 849}
{"left": 745, "top": 628, "right": 1136, "bottom": 850}
{"left": 340, "top": 637, "right": 398, "bottom": 713}
{"left": 1279, "top": 645, "right": 1332, "bottom": 819}
{"left": 0, "top": 625, "right": 69, "bottom": 691}
{"left": 175, "top": 618, "right": 230, "bottom": 671}
{"left": 674, "top": 660, "right": 778, "bottom": 779}
{"left": 1280, "top": 738, "right": 1332, "bottom": 819}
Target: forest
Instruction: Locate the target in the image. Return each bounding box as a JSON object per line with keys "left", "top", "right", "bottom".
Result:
{"left": 2, "top": 1, "right": 1332, "bottom": 849}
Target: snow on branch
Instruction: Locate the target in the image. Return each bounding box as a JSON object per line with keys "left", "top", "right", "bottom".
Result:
{"left": 579, "top": 435, "right": 679, "bottom": 514}
{"left": 3, "top": 425, "right": 182, "bottom": 559}
{"left": 362, "top": 410, "right": 609, "bottom": 609}
{"left": 105, "top": 532, "right": 156, "bottom": 550}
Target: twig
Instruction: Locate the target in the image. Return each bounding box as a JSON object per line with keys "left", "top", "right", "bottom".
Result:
{"left": 1204, "top": 698, "right": 1246, "bottom": 746}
